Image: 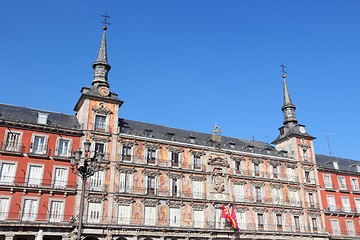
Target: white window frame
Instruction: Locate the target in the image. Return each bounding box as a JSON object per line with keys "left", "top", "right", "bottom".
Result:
{"left": 192, "top": 155, "right": 203, "bottom": 171}
{"left": 48, "top": 199, "right": 65, "bottom": 222}
{"left": 87, "top": 202, "right": 102, "bottom": 223}
{"left": 330, "top": 219, "right": 340, "bottom": 235}
{"left": 272, "top": 188, "right": 282, "bottom": 205}
{"left": 355, "top": 198, "right": 360, "bottom": 213}
{"left": 235, "top": 211, "right": 246, "bottom": 230}
{"left": 0, "top": 161, "right": 17, "bottom": 185}
{"left": 88, "top": 171, "right": 105, "bottom": 191}
{"left": 144, "top": 205, "right": 157, "bottom": 226}
{"left": 169, "top": 207, "right": 181, "bottom": 227}
{"left": 21, "top": 197, "right": 39, "bottom": 221}
{"left": 326, "top": 195, "right": 336, "bottom": 211}
{"left": 146, "top": 147, "right": 158, "bottom": 165}
{"left": 117, "top": 204, "right": 131, "bottom": 224}
{"left": 3, "top": 130, "right": 23, "bottom": 152}
{"left": 324, "top": 174, "right": 333, "bottom": 189}
{"left": 234, "top": 184, "right": 245, "bottom": 202}
{"left": 346, "top": 220, "right": 356, "bottom": 236}
{"left": 193, "top": 209, "right": 204, "bottom": 228}
{"left": 26, "top": 164, "right": 44, "bottom": 187}
{"left": 169, "top": 151, "right": 181, "bottom": 168}
{"left": 30, "top": 134, "right": 48, "bottom": 155}
{"left": 120, "top": 144, "right": 134, "bottom": 162}
{"left": 351, "top": 178, "right": 359, "bottom": 191}
{"left": 341, "top": 196, "right": 351, "bottom": 212}
{"left": 169, "top": 177, "right": 181, "bottom": 197}
{"left": 145, "top": 175, "right": 157, "bottom": 195}
{"left": 338, "top": 176, "right": 347, "bottom": 190}
{"left": 55, "top": 137, "right": 72, "bottom": 157}
{"left": 94, "top": 114, "right": 108, "bottom": 132}
{"left": 52, "top": 166, "right": 69, "bottom": 189}
{"left": 0, "top": 196, "right": 11, "bottom": 220}
{"left": 192, "top": 180, "right": 204, "bottom": 199}
{"left": 118, "top": 172, "right": 133, "bottom": 193}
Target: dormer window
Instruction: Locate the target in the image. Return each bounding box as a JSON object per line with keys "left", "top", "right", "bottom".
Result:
{"left": 121, "top": 126, "right": 130, "bottom": 134}
{"left": 188, "top": 137, "right": 196, "bottom": 144}
{"left": 144, "top": 129, "right": 153, "bottom": 138}
{"left": 333, "top": 162, "right": 339, "bottom": 170}
{"left": 244, "top": 145, "right": 254, "bottom": 152}
{"left": 37, "top": 112, "right": 48, "bottom": 124}
{"left": 166, "top": 133, "right": 175, "bottom": 141}
{"left": 227, "top": 142, "right": 236, "bottom": 149}
{"left": 357, "top": 166, "right": 360, "bottom": 173}
{"left": 277, "top": 150, "right": 288, "bottom": 157}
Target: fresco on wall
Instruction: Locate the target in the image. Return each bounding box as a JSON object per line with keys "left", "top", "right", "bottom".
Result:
{"left": 135, "top": 142, "right": 144, "bottom": 163}
{"left": 158, "top": 172, "right": 168, "bottom": 196}
{"left": 182, "top": 204, "right": 192, "bottom": 226}
{"left": 134, "top": 170, "right": 144, "bottom": 194}
{"left": 158, "top": 204, "right": 168, "bottom": 226}
{"left": 132, "top": 202, "right": 143, "bottom": 224}
{"left": 182, "top": 177, "right": 191, "bottom": 198}
{"left": 182, "top": 150, "right": 190, "bottom": 169}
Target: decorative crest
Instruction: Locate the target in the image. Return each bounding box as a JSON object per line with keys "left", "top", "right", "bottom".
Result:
{"left": 280, "top": 63, "right": 287, "bottom": 78}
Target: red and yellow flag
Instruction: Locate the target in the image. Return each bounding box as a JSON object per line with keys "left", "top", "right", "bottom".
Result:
{"left": 221, "top": 204, "right": 239, "bottom": 229}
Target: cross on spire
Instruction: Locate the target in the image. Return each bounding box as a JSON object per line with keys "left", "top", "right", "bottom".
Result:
{"left": 101, "top": 13, "right": 110, "bottom": 30}
{"left": 280, "top": 64, "right": 287, "bottom": 78}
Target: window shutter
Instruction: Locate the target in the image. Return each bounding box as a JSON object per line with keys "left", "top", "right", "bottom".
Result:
{"left": 0, "top": 198, "right": 9, "bottom": 220}
{"left": 119, "top": 172, "right": 126, "bottom": 193}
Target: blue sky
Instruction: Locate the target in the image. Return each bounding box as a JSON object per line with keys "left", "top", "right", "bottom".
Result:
{"left": 1, "top": 1, "right": 360, "bottom": 160}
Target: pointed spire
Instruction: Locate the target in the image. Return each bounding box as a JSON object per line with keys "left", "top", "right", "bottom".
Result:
{"left": 280, "top": 65, "right": 298, "bottom": 126}
{"left": 92, "top": 16, "right": 111, "bottom": 87}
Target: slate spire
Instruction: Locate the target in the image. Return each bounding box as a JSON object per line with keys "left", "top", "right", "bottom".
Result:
{"left": 92, "top": 25, "right": 111, "bottom": 87}
{"left": 281, "top": 70, "right": 298, "bottom": 126}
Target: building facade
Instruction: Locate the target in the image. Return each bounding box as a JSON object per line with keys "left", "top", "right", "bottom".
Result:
{"left": 0, "top": 24, "right": 359, "bottom": 240}
{"left": 317, "top": 154, "right": 360, "bottom": 239}
{"left": 0, "top": 104, "right": 82, "bottom": 240}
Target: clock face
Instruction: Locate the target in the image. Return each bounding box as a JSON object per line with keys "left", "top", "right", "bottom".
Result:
{"left": 98, "top": 86, "right": 110, "bottom": 97}
{"left": 299, "top": 126, "right": 306, "bottom": 134}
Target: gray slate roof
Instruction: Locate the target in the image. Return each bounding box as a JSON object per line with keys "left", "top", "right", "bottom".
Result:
{"left": 0, "top": 103, "right": 81, "bottom": 130}
{"left": 119, "top": 118, "right": 282, "bottom": 157}
{"left": 316, "top": 154, "right": 360, "bottom": 173}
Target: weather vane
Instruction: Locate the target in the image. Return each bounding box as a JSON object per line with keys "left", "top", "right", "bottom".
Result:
{"left": 101, "top": 13, "right": 111, "bottom": 30}
{"left": 280, "top": 63, "right": 287, "bottom": 78}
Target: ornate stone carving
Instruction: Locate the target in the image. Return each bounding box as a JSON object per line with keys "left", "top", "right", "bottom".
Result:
{"left": 142, "top": 199, "right": 159, "bottom": 207}
{"left": 268, "top": 160, "right": 281, "bottom": 167}
{"left": 253, "top": 207, "right": 267, "bottom": 213}
{"left": 167, "top": 146, "right": 183, "bottom": 153}
{"left": 167, "top": 200, "right": 184, "bottom": 208}
{"left": 189, "top": 175, "right": 206, "bottom": 181}
{"left": 114, "top": 196, "right": 135, "bottom": 205}
{"left": 250, "top": 181, "right": 265, "bottom": 187}
{"left": 143, "top": 170, "right": 160, "bottom": 176}
{"left": 189, "top": 150, "right": 205, "bottom": 157}
{"left": 90, "top": 135, "right": 110, "bottom": 143}
{"left": 285, "top": 163, "right": 297, "bottom": 169}
{"left": 116, "top": 166, "right": 136, "bottom": 173}
{"left": 86, "top": 195, "right": 105, "bottom": 203}
{"left": 234, "top": 207, "right": 248, "bottom": 213}
{"left": 145, "top": 143, "right": 161, "bottom": 150}
{"left": 92, "top": 102, "right": 113, "bottom": 115}
{"left": 270, "top": 183, "right": 283, "bottom": 189}
{"left": 191, "top": 203, "right": 207, "bottom": 209}
{"left": 167, "top": 172, "right": 184, "bottom": 179}
{"left": 212, "top": 168, "right": 225, "bottom": 193}
{"left": 119, "top": 140, "right": 136, "bottom": 147}
{"left": 208, "top": 156, "right": 229, "bottom": 167}
{"left": 305, "top": 187, "right": 317, "bottom": 193}
{"left": 288, "top": 185, "right": 300, "bottom": 191}
{"left": 250, "top": 158, "right": 263, "bottom": 165}
{"left": 230, "top": 156, "right": 245, "bottom": 162}
{"left": 232, "top": 179, "right": 247, "bottom": 185}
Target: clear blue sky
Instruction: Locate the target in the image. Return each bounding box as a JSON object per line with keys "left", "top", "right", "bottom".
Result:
{"left": 1, "top": 1, "right": 360, "bottom": 160}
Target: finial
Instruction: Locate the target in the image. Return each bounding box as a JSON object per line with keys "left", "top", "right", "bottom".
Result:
{"left": 101, "top": 13, "right": 110, "bottom": 30}
{"left": 280, "top": 63, "right": 287, "bottom": 79}
{"left": 212, "top": 123, "right": 221, "bottom": 135}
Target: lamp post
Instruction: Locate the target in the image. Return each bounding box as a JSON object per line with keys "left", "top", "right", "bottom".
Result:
{"left": 70, "top": 141, "right": 104, "bottom": 240}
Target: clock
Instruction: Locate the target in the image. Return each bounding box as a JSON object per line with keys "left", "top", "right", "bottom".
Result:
{"left": 299, "top": 126, "right": 306, "bottom": 134}
{"left": 98, "top": 86, "right": 110, "bottom": 97}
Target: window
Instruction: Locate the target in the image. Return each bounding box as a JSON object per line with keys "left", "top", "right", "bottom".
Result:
{"left": 276, "top": 214, "right": 282, "bottom": 228}
{"left": 53, "top": 167, "right": 68, "bottom": 188}
{"left": 169, "top": 208, "right": 181, "bottom": 227}
{"left": 289, "top": 190, "right": 299, "bottom": 206}
{"left": 170, "top": 178, "right": 180, "bottom": 197}
{"left": 193, "top": 155, "right": 202, "bottom": 170}
{"left": 118, "top": 205, "right": 131, "bottom": 224}
{"left": 333, "top": 162, "right": 339, "bottom": 169}
{"left": 235, "top": 211, "right": 246, "bottom": 230}
{"left": 327, "top": 195, "right": 336, "bottom": 211}
{"left": 144, "top": 206, "right": 156, "bottom": 225}
{"left": 0, "top": 197, "right": 10, "bottom": 220}
{"left": 324, "top": 175, "right": 333, "bottom": 189}
{"left": 308, "top": 193, "right": 315, "bottom": 207}
{"left": 147, "top": 176, "right": 156, "bottom": 195}
{"left": 87, "top": 202, "right": 101, "bottom": 223}
{"left": 144, "top": 130, "right": 153, "bottom": 138}
{"left": 346, "top": 220, "right": 355, "bottom": 236}
{"left": 234, "top": 161, "right": 242, "bottom": 174}
{"left": 255, "top": 186, "right": 262, "bottom": 203}
{"left": 312, "top": 218, "right": 318, "bottom": 231}
{"left": 294, "top": 216, "right": 300, "bottom": 230}
{"left": 95, "top": 142, "right": 105, "bottom": 154}
{"left": 31, "top": 135, "right": 47, "bottom": 154}
{"left": 341, "top": 196, "right": 351, "bottom": 212}
{"left": 304, "top": 171, "right": 310, "bottom": 183}
{"left": 94, "top": 115, "right": 106, "bottom": 131}
{"left": 287, "top": 167, "right": 295, "bottom": 182}
{"left": 355, "top": 198, "right": 360, "bottom": 213}
{"left": 26, "top": 165, "right": 43, "bottom": 187}
{"left": 356, "top": 165, "right": 360, "bottom": 173}
{"left": 338, "top": 176, "right": 347, "bottom": 190}
{"left": 147, "top": 149, "right": 156, "bottom": 164}
{"left": 234, "top": 184, "right": 245, "bottom": 202}
{"left": 118, "top": 172, "right": 133, "bottom": 193}
{"left": 37, "top": 112, "right": 48, "bottom": 124}
{"left": 254, "top": 163, "right": 260, "bottom": 177}
{"left": 88, "top": 171, "right": 105, "bottom": 191}
{"left": 56, "top": 139, "right": 71, "bottom": 157}
{"left": 171, "top": 152, "right": 180, "bottom": 167}
{"left": 351, "top": 178, "right": 359, "bottom": 191}
{"left": 4, "top": 131, "right": 22, "bottom": 152}
{"left": 193, "top": 180, "right": 204, "bottom": 199}
{"left": 121, "top": 145, "right": 132, "bottom": 161}
{"left": 330, "top": 219, "right": 340, "bottom": 235}
{"left": 22, "top": 198, "right": 38, "bottom": 221}
{"left": 272, "top": 188, "right": 281, "bottom": 204}
{"left": 49, "top": 200, "right": 64, "bottom": 222}
{"left": 0, "top": 162, "right": 16, "bottom": 185}
{"left": 257, "top": 213, "right": 264, "bottom": 229}
{"left": 272, "top": 165, "right": 279, "bottom": 179}
{"left": 193, "top": 209, "right": 204, "bottom": 228}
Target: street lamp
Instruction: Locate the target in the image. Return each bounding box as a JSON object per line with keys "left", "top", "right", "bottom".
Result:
{"left": 70, "top": 141, "right": 104, "bottom": 240}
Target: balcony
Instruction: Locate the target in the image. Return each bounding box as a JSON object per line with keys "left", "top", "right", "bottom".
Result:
{"left": 91, "top": 123, "right": 111, "bottom": 134}
{"left": 325, "top": 205, "right": 360, "bottom": 215}
{"left": 0, "top": 142, "right": 25, "bottom": 156}
{"left": 0, "top": 212, "right": 74, "bottom": 225}
{"left": 28, "top": 143, "right": 51, "bottom": 158}
{"left": 0, "top": 177, "right": 76, "bottom": 192}
{"left": 53, "top": 149, "right": 72, "bottom": 160}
